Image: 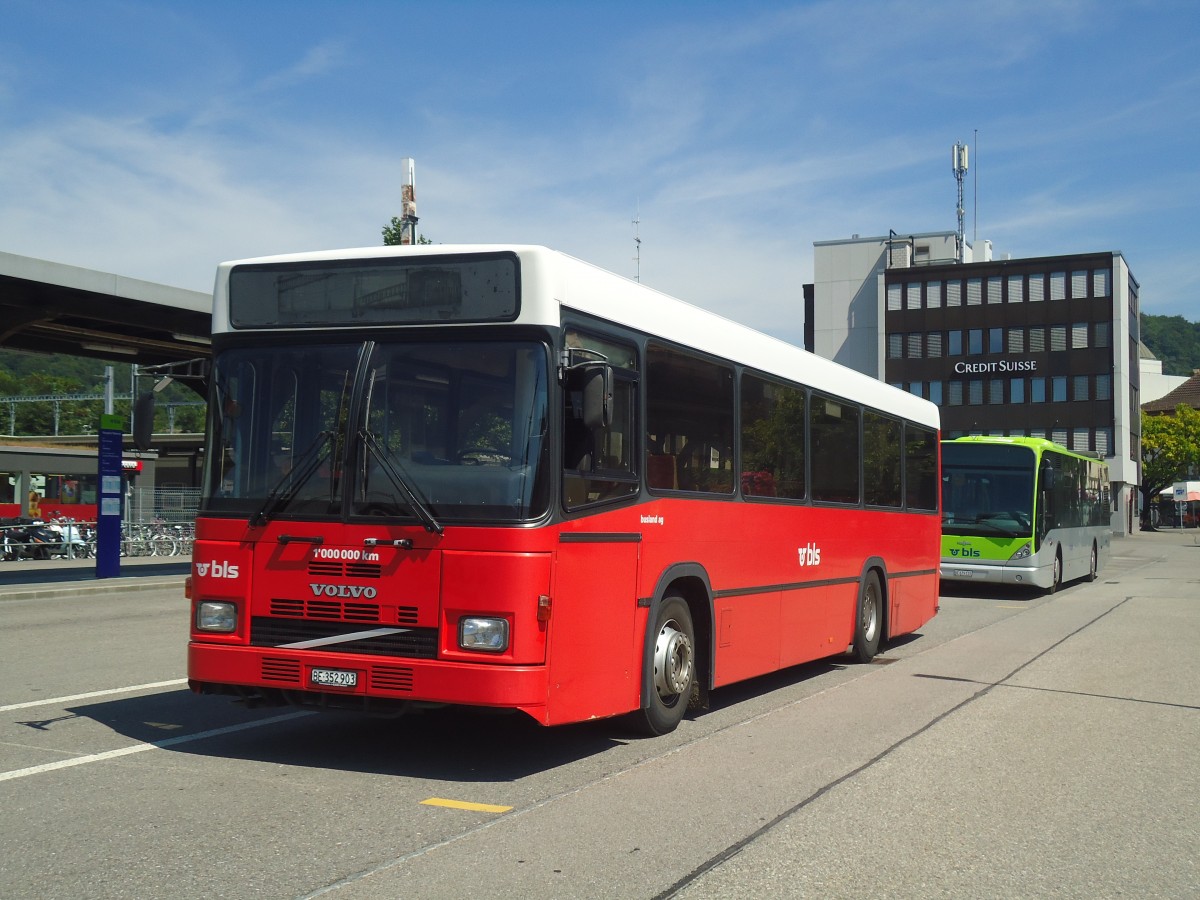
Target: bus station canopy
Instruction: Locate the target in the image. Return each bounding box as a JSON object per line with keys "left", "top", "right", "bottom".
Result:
{"left": 0, "top": 250, "right": 212, "bottom": 365}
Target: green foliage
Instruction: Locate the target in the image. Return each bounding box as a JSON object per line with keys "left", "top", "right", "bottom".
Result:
{"left": 1141, "top": 314, "right": 1200, "bottom": 377}
{"left": 1140, "top": 406, "right": 1200, "bottom": 520}
{"left": 381, "top": 217, "right": 432, "bottom": 246}
{"left": 0, "top": 349, "right": 204, "bottom": 436}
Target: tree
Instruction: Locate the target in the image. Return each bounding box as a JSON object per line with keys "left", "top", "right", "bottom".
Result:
{"left": 381, "top": 217, "right": 432, "bottom": 246}
{"left": 1141, "top": 313, "right": 1200, "bottom": 376}
{"left": 1139, "top": 405, "right": 1200, "bottom": 527}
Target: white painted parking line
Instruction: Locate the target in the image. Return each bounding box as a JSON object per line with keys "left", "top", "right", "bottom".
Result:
{"left": 0, "top": 710, "right": 312, "bottom": 782}
{"left": 0, "top": 679, "right": 189, "bottom": 713}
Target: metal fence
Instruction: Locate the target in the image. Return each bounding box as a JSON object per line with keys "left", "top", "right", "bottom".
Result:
{"left": 127, "top": 487, "right": 201, "bottom": 525}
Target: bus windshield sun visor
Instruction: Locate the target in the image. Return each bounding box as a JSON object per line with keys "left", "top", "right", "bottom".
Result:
{"left": 250, "top": 431, "right": 334, "bottom": 526}
{"left": 358, "top": 429, "right": 443, "bottom": 535}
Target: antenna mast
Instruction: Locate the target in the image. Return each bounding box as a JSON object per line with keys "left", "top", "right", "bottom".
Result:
{"left": 633, "top": 205, "right": 642, "bottom": 282}
{"left": 952, "top": 142, "right": 969, "bottom": 263}
{"left": 399, "top": 157, "right": 419, "bottom": 245}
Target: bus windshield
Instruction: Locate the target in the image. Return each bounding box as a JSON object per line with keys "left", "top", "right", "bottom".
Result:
{"left": 201, "top": 339, "right": 551, "bottom": 523}
{"left": 941, "top": 442, "right": 1035, "bottom": 537}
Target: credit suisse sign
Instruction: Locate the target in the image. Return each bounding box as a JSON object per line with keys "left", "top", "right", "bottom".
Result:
{"left": 953, "top": 358, "right": 1038, "bottom": 374}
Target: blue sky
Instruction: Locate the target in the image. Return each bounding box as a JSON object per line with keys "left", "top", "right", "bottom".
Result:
{"left": 2, "top": 1, "right": 1197, "bottom": 348}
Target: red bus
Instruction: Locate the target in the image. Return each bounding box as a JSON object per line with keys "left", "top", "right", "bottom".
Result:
{"left": 186, "top": 245, "right": 940, "bottom": 734}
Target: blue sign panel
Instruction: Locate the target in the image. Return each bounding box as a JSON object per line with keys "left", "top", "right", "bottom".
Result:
{"left": 96, "top": 414, "right": 124, "bottom": 579}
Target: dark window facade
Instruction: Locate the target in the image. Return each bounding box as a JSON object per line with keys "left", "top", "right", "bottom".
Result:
{"left": 883, "top": 252, "right": 1123, "bottom": 454}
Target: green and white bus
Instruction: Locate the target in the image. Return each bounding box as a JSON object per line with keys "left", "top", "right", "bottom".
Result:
{"left": 941, "top": 436, "right": 1111, "bottom": 592}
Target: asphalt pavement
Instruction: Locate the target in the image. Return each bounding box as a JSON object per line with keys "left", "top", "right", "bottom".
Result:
{"left": 2, "top": 528, "right": 1198, "bottom": 898}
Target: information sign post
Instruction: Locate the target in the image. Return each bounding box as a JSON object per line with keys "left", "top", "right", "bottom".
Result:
{"left": 96, "top": 413, "right": 124, "bottom": 578}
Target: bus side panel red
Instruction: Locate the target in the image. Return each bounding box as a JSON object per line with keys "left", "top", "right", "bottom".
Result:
{"left": 543, "top": 540, "right": 641, "bottom": 724}
{"left": 713, "top": 592, "right": 781, "bottom": 686}
{"left": 779, "top": 584, "right": 852, "bottom": 669}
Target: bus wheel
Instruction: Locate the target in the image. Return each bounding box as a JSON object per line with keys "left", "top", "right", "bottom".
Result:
{"left": 634, "top": 594, "right": 695, "bottom": 736}
{"left": 852, "top": 571, "right": 883, "bottom": 663}
{"left": 1086, "top": 543, "right": 1098, "bottom": 582}
{"left": 1048, "top": 552, "right": 1063, "bottom": 594}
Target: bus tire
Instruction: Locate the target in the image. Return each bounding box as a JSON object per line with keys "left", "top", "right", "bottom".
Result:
{"left": 632, "top": 593, "right": 695, "bottom": 736}
{"left": 852, "top": 571, "right": 883, "bottom": 663}
{"left": 1048, "top": 551, "right": 1063, "bottom": 594}
{"left": 1086, "top": 543, "right": 1098, "bottom": 582}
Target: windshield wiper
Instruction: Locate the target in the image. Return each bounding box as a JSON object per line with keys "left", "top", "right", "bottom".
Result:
{"left": 250, "top": 431, "right": 333, "bottom": 526}
{"left": 358, "top": 429, "right": 443, "bottom": 535}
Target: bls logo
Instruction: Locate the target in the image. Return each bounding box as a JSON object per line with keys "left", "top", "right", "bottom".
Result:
{"left": 949, "top": 548, "right": 982, "bottom": 558}
{"left": 196, "top": 561, "right": 240, "bottom": 578}
{"left": 797, "top": 542, "right": 822, "bottom": 567}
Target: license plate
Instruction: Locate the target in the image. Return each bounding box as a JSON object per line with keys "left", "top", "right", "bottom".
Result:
{"left": 310, "top": 667, "right": 358, "bottom": 689}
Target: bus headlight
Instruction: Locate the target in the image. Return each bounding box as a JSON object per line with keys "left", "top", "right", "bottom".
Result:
{"left": 196, "top": 601, "right": 237, "bottom": 633}
{"left": 1009, "top": 543, "right": 1032, "bottom": 561}
{"left": 458, "top": 616, "right": 509, "bottom": 652}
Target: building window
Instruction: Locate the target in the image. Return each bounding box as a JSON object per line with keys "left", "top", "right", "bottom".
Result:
{"left": 1050, "top": 272, "right": 1066, "bottom": 300}
{"left": 1094, "top": 322, "right": 1111, "bottom": 348}
{"left": 1052, "top": 376, "right": 1067, "bottom": 402}
{"left": 927, "top": 281, "right": 942, "bottom": 309}
{"left": 1072, "top": 271, "right": 1088, "bottom": 298}
{"left": 1030, "top": 428, "right": 1046, "bottom": 439}
{"left": 1031, "top": 378, "right": 1046, "bottom": 403}
{"left": 1007, "top": 327, "right": 1025, "bottom": 353}
{"left": 1010, "top": 378, "right": 1025, "bottom": 403}
{"left": 1096, "top": 428, "right": 1112, "bottom": 455}
{"left": 988, "top": 380, "right": 1004, "bottom": 404}
{"left": 1029, "top": 273, "right": 1044, "bottom": 301}
{"left": 967, "top": 380, "right": 983, "bottom": 405}
{"left": 887, "top": 284, "right": 902, "bottom": 311}
{"left": 1052, "top": 427, "right": 1068, "bottom": 445}
{"left": 948, "top": 330, "right": 963, "bottom": 355}
{"left": 1072, "top": 322, "right": 1089, "bottom": 349}
{"left": 968, "top": 329, "right": 983, "bottom": 355}
{"left": 1074, "top": 375, "right": 1090, "bottom": 401}
{"left": 909, "top": 381, "right": 922, "bottom": 396}
{"left": 988, "top": 327, "right": 1003, "bottom": 354}
{"left": 988, "top": 276, "right": 1003, "bottom": 303}
{"left": 1050, "top": 325, "right": 1067, "bottom": 352}
{"left": 1096, "top": 374, "right": 1111, "bottom": 401}
{"left": 1008, "top": 274, "right": 1024, "bottom": 302}
{"left": 906, "top": 283, "right": 922, "bottom": 309}
{"left": 1094, "top": 269, "right": 1111, "bottom": 297}
{"left": 948, "top": 381, "right": 963, "bottom": 406}
{"left": 927, "top": 332, "right": 943, "bottom": 358}
{"left": 887, "top": 333, "right": 903, "bottom": 358}
{"left": 929, "top": 381, "right": 943, "bottom": 404}
{"left": 1029, "top": 327, "right": 1045, "bottom": 353}
{"left": 906, "top": 333, "right": 923, "bottom": 358}
{"left": 946, "top": 281, "right": 962, "bottom": 307}
{"left": 967, "top": 278, "right": 982, "bottom": 305}
{"left": 1072, "top": 429, "right": 1090, "bottom": 452}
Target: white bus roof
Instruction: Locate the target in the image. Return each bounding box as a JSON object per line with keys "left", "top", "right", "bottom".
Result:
{"left": 213, "top": 244, "right": 939, "bottom": 430}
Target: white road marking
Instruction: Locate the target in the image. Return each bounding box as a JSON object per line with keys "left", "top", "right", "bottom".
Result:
{"left": 0, "top": 711, "right": 312, "bottom": 782}
{"left": 0, "top": 679, "right": 189, "bottom": 713}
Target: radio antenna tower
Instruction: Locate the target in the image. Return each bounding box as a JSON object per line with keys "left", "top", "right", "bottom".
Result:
{"left": 399, "top": 157, "right": 419, "bottom": 245}
{"left": 633, "top": 204, "right": 642, "bottom": 282}
{"left": 952, "top": 142, "right": 969, "bottom": 263}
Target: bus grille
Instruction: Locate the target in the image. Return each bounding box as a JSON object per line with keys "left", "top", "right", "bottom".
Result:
{"left": 262, "top": 656, "right": 302, "bottom": 683}
{"left": 371, "top": 666, "right": 415, "bottom": 693}
{"left": 269, "top": 599, "right": 419, "bottom": 625}
{"left": 271, "top": 598, "right": 381, "bottom": 622}
{"left": 306, "top": 560, "right": 382, "bottom": 579}
{"left": 250, "top": 617, "right": 437, "bottom": 659}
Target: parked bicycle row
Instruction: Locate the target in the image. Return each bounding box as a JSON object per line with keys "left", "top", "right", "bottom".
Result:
{"left": 0, "top": 517, "right": 195, "bottom": 561}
